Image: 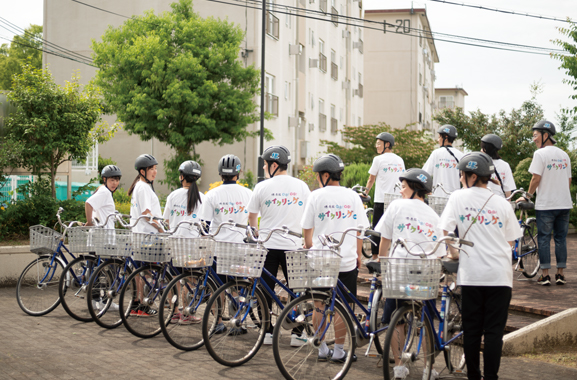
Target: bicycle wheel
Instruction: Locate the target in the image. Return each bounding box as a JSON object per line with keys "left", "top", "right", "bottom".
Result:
{"left": 443, "top": 287, "right": 466, "bottom": 374}
{"left": 202, "top": 279, "right": 269, "bottom": 367}
{"left": 119, "top": 263, "right": 173, "bottom": 339}
{"left": 362, "top": 208, "right": 374, "bottom": 258}
{"left": 383, "top": 304, "right": 434, "bottom": 380}
{"left": 59, "top": 255, "right": 98, "bottom": 322}
{"left": 369, "top": 287, "right": 386, "bottom": 355}
{"left": 86, "top": 259, "right": 128, "bottom": 329}
{"left": 16, "top": 256, "right": 64, "bottom": 316}
{"left": 159, "top": 270, "right": 217, "bottom": 350}
{"left": 272, "top": 292, "right": 356, "bottom": 380}
{"left": 520, "top": 218, "right": 539, "bottom": 278}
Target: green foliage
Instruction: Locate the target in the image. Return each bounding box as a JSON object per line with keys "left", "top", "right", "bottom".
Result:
{"left": 0, "top": 25, "right": 42, "bottom": 90}
{"left": 113, "top": 187, "right": 131, "bottom": 204}
{"left": 92, "top": 0, "right": 262, "bottom": 171}
{"left": 0, "top": 138, "right": 25, "bottom": 183}
{"left": 513, "top": 158, "right": 533, "bottom": 193}
{"left": 340, "top": 163, "right": 374, "bottom": 208}
{"left": 160, "top": 152, "right": 203, "bottom": 191}
{"left": 4, "top": 64, "right": 116, "bottom": 198}
{"left": 238, "top": 169, "right": 256, "bottom": 190}
{"left": 553, "top": 21, "right": 577, "bottom": 115}
{"left": 321, "top": 123, "right": 436, "bottom": 169}
{"left": 298, "top": 163, "right": 320, "bottom": 192}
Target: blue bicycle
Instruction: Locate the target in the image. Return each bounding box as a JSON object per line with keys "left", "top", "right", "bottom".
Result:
{"left": 507, "top": 189, "right": 539, "bottom": 279}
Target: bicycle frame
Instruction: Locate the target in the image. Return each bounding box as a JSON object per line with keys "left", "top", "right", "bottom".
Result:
{"left": 40, "top": 241, "right": 75, "bottom": 285}
{"left": 512, "top": 219, "right": 537, "bottom": 261}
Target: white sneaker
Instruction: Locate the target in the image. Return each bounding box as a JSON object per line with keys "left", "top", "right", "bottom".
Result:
{"left": 263, "top": 333, "right": 273, "bottom": 345}
{"left": 109, "top": 302, "right": 120, "bottom": 311}
{"left": 290, "top": 332, "right": 308, "bottom": 347}
{"left": 91, "top": 300, "right": 101, "bottom": 310}
{"left": 423, "top": 368, "right": 439, "bottom": 380}
{"left": 393, "top": 365, "right": 410, "bottom": 379}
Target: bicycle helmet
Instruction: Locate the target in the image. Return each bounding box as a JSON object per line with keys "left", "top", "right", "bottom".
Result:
{"left": 399, "top": 168, "right": 433, "bottom": 193}
{"left": 313, "top": 154, "right": 345, "bottom": 187}
{"left": 218, "top": 154, "right": 241, "bottom": 176}
{"left": 532, "top": 120, "right": 557, "bottom": 145}
{"left": 262, "top": 145, "right": 291, "bottom": 177}
{"left": 376, "top": 132, "right": 395, "bottom": 148}
{"left": 457, "top": 152, "right": 494, "bottom": 180}
{"left": 437, "top": 125, "right": 458, "bottom": 139}
{"left": 481, "top": 134, "right": 503, "bottom": 150}
{"left": 179, "top": 160, "right": 202, "bottom": 178}
{"left": 101, "top": 165, "right": 122, "bottom": 178}
{"left": 134, "top": 154, "right": 158, "bottom": 171}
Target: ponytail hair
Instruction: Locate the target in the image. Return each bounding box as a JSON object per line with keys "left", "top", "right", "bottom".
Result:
{"left": 128, "top": 174, "right": 140, "bottom": 196}
{"left": 183, "top": 174, "right": 202, "bottom": 215}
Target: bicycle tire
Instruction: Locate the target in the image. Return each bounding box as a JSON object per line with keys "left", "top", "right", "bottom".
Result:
{"left": 86, "top": 259, "right": 128, "bottom": 329}
{"left": 202, "top": 279, "right": 269, "bottom": 367}
{"left": 383, "top": 303, "right": 434, "bottom": 380}
{"left": 59, "top": 255, "right": 98, "bottom": 322}
{"left": 16, "top": 256, "right": 64, "bottom": 316}
{"left": 368, "top": 287, "right": 386, "bottom": 355}
{"left": 159, "top": 270, "right": 218, "bottom": 350}
{"left": 520, "top": 218, "right": 539, "bottom": 278}
{"left": 362, "top": 208, "right": 374, "bottom": 258}
{"left": 443, "top": 287, "right": 466, "bottom": 374}
{"left": 272, "top": 292, "right": 356, "bottom": 380}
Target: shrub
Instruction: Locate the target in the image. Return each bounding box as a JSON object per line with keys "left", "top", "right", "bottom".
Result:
{"left": 340, "top": 163, "right": 374, "bottom": 208}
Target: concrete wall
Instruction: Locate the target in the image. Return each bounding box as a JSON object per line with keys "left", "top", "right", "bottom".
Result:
{"left": 0, "top": 246, "right": 38, "bottom": 287}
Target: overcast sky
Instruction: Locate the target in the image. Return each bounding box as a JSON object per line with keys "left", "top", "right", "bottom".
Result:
{"left": 1, "top": 0, "right": 576, "bottom": 123}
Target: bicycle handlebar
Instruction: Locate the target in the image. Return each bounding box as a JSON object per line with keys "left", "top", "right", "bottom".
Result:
{"left": 391, "top": 233, "right": 474, "bottom": 259}
{"left": 432, "top": 183, "right": 452, "bottom": 195}
{"left": 319, "top": 226, "right": 380, "bottom": 250}
{"left": 505, "top": 188, "right": 528, "bottom": 201}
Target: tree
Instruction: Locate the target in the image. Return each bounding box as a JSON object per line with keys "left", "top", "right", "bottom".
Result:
{"left": 91, "top": 0, "right": 262, "bottom": 190}
{"left": 553, "top": 20, "right": 577, "bottom": 115}
{"left": 321, "top": 123, "right": 437, "bottom": 169}
{"left": 4, "top": 64, "right": 116, "bottom": 197}
{"left": 0, "top": 24, "right": 42, "bottom": 90}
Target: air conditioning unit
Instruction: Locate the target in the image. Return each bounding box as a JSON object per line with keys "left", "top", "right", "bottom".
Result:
{"left": 308, "top": 123, "right": 315, "bottom": 132}
{"left": 353, "top": 89, "right": 359, "bottom": 96}
{"left": 289, "top": 116, "right": 299, "bottom": 127}
{"left": 289, "top": 44, "right": 302, "bottom": 55}
{"left": 300, "top": 140, "right": 310, "bottom": 158}
{"left": 342, "top": 81, "right": 350, "bottom": 89}
{"left": 353, "top": 41, "right": 362, "bottom": 49}
{"left": 342, "top": 30, "right": 350, "bottom": 38}
{"left": 309, "top": 58, "right": 319, "bottom": 68}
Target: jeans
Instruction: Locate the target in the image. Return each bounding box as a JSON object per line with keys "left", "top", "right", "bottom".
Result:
{"left": 535, "top": 209, "right": 570, "bottom": 270}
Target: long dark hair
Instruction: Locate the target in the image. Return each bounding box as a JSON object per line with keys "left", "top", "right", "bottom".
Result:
{"left": 182, "top": 174, "right": 202, "bottom": 215}
{"left": 481, "top": 141, "right": 501, "bottom": 160}
{"left": 128, "top": 167, "right": 153, "bottom": 196}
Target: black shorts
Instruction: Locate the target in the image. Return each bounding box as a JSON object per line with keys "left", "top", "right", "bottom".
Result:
{"left": 338, "top": 268, "right": 358, "bottom": 304}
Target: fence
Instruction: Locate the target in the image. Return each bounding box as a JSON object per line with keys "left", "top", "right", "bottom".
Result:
{"left": 0, "top": 176, "right": 34, "bottom": 203}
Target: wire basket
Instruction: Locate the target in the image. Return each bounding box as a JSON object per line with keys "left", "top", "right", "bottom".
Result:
{"left": 67, "top": 227, "right": 99, "bottom": 253}
{"left": 93, "top": 229, "right": 133, "bottom": 257}
{"left": 285, "top": 249, "right": 341, "bottom": 289}
{"left": 132, "top": 232, "right": 171, "bottom": 263}
{"left": 29, "top": 225, "right": 63, "bottom": 254}
{"left": 428, "top": 196, "right": 449, "bottom": 216}
{"left": 214, "top": 241, "right": 267, "bottom": 278}
{"left": 383, "top": 193, "right": 402, "bottom": 209}
{"left": 380, "top": 257, "right": 441, "bottom": 300}
{"left": 169, "top": 236, "right": 215, "bottom": 268}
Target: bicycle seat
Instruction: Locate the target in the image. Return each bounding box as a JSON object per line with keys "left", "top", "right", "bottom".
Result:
{"left": 360, "top": 194, "right": 371, "bottom": 203}
{"left": 365, "top": 261, "right": 381, "bottom": 274}
{"left": 516, "top": 201, "right": 534, "bottom": 210}
{"left": 441, "top": 259, "right": 459, "bottom": 274}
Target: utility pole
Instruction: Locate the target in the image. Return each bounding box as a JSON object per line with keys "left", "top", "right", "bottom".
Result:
{"left": 257, "top": 0, "right": 267, "bottom": 182}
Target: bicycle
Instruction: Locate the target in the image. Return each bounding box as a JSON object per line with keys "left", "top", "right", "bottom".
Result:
{"left": 380, "top": 235, "right": 473, "bottom": 380}
{"left": 352, "top": 184, "right": 374, "bottom": 259}
{"left": 428, "top": 183, "right": 452, "bottom": 216}
{"left": 201, "top": 225, "right": 303, "bottom": 367}
{"left": 507, "top": 189, "right": 539, "bottom": 279}
{"left": 272, "top": 226, "right": 388, "bottom": 380}
{"left": 17, "top": 207, "right": 82, "bottom": 316}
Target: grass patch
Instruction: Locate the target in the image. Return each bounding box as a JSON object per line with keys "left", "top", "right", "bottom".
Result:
{"left": 520, "top": 345, "right": 577, "bottom": 369}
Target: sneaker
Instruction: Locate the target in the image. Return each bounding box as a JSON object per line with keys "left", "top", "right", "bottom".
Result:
{"left": 393, "top": 365, "right": 410, "bottom": 379}
{"left": 170, "top": 312, "right": 182, "bottom": 324}
{"left": 263, "top": 333, "right": 273, "bottom": 345}
{"left": 537, "top": 274, "right": 551, "bottom": 286}
{"left": 329, "top": 350, "right": 357, "bottom": 364}
{"left": 108, "top": 302, "right": 120, "bottom": 311}
{"left": 290, "top": 332, "right": 308, "bottom": 347}
{"left": 137, "top": 307, "right": 157, "bottom": 317}
{"left": 318, "top": 349, "right": 333, "bottom": 362}
{"left": 92, "top": 300, "right": 102, "bottom": 310}
{"left": 179, "top": 314, "right": 202, "bottom": 325}
{"left": 555, "top": 273, "right": 567, "bottom": 285}
{"left": 213, "top": 323, "right": 227, "bottom": 335}
{"left": 423, "top": 368, "right": 439, "bottom": 380}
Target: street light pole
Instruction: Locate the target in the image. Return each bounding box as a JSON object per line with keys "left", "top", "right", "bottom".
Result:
{"left": 257, "top": 0, "right": 267, "bottom": 183}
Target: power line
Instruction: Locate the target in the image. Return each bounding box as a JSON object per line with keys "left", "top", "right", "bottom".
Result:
{"left": 423, "top": 0, "right": 574, "bottom": 23}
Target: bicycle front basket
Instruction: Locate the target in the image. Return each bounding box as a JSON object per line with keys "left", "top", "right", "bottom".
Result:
{"left": 383, "top": 193, "right": 402, "bottom": 210}
{"left": 29, "top": 225, "right": 63, "bottom": 255}
{"left": 93, "top": 229, "right": 132, "bottom": 257}
{"left": 214, "top": 241, "right": 267, "bottom": 278}
{"left": 169, "top": 236, "right": 215, "bottom": 268}
{"left": 428, "top": 196, "right": 449, "bottom": 216}
{"left": 67, "top": 226, "right": 98, "bottom": 254}
{"left": 285, "top": 249, "right": 341, "bottom": 289}
{"left": 380, "top": 257, "right": 441, "bottom": 300}
{"left": 132, "top": 232, "right": 171, "bottom": 263}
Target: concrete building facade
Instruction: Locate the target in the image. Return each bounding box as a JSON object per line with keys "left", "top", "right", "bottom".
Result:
{"left": 432, "top": 87, "right": 468, "bottom": 131}
{"left": 43, "top": 0, "right": 364, "bottom": 194}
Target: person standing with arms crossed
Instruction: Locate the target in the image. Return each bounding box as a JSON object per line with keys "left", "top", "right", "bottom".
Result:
{"left": 521, "top": 121, "right": 572, "bottom": 286}
{"left": 423, "top": 125, "right": 464, "bottom": 196}
{"left": 365, "top": 132, "right": 405, "bottom": 262}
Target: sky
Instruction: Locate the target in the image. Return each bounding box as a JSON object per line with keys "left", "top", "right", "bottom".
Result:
{"left": 1, "top": 0, "right": 576, "bottom": 123}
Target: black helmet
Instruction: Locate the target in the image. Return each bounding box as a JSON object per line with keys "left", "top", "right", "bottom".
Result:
{"left": 135, "top": 154, "right": 158, "bottom": 171}
{"left": 376, "top": 132, "right": 395, "bottom": 148}
{"left": 218, "top": 154, "right": 241, "bottom": 176}
{"left": 179, "top": 160, "right": 202, "bottom": 178}
{"left": 457, "top": 152, "right": 494, "bottom": 177}
{"left": 101, "top": 165, "right": 122, "bottom": 178}
{"left": 437, "top": 124, "right": 458, "bottom": 139}
{"left": 312, "top": 154, "right": 345, "bottom": 174}
{"left": 481, "top": 134, "right": 503, "bottom": 150}
{"left": 532, "top": 120, "right": 556, "bottom": 135}
{"left": 399, "top": 168, "right": 432, "bottom": 193}
{"left": 261, "top": 145, "right": 291, "bottom": 165}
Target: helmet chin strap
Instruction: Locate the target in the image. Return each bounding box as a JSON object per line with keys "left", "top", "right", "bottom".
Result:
{"left": 320, "top": 173, "right": 330, "bottom": 187}
{"left": 268, "top": 163, "right": 280, "bottom": 178}
{"left": 441, "top": 135, "right": 449, "bottom": 147}
{"left": 140, "top": 169, "right": 155, "bottom": 192}
{"left": 103, "top": 178, "right": 116, "bottom": 194}
{"left": 410, "top": 190, "right": 416, "bottom": 199}
{"left": 540, "top": 131, "right": 549, "bottom": 148}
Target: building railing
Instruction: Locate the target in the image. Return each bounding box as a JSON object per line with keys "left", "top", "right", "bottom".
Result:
{"left": 331, "top": 62, "right": 338, "bottom": 80}
{"left": 319, "top": 53, "right": 327, "bottom": 72}
{"left": 319, "top": 113, "right": 327, "bottom": 132}
{"left": 354, "top": 83, "right": 363, "bottom": 98}
{"left": 265, "top": 93, "right": 279, "bottom": 116}
{"left": 331, "top": 6, "right": 338, "bottom": 26}
{"left": 438, "top": 100, "right": 455, "bottom": 109}
{"left": 266, "top": 12, "right": 279, "bottom": 39}
{"left": 331, "top": 117, "right": 338, "bottom": 134}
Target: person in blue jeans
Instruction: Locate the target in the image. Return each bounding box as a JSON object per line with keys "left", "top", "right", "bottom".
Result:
{"left": 522, "top": 120, "right": 572, "bottom": 286}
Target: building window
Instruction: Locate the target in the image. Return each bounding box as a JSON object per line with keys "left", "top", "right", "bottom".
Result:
{"left": 439, "top": 96, "right": 455, "bottom": 109}
{"left": 310, "top": 29, "right": 315, "bottom": 47}
{"left": 331, "top": 104, "right": 338, "bottom": 134}
{"left": 266, "top": 12, "right": 279, "bottom": 39}
{"left": 319, "top": 99, "right": 326, "bottom": 132}
{"left": 310, "top": 92, "right": 314, "bottom": 110}
{"left": 319, "top": 39, "right": 327, "bottom": 72}
{"left": 320, "top": 0, "right": 328, "bottom": 13}
{"left": 330, "top": 50, "right": 338, "bottom": 80}
{"left": 265, "top": 73, "right": 278, "bottom": 116}
{"left": 285, "top": 8, "right": 291, "bottom": 28}
{"left": 340, "top": 108, "right": 343, "bottom": 122}
{"left": 72, "top": 144, "right": 98, "bottom": 173}
{"left": 331, "top": 2, "right": 338, "bottom": 26}
{"left": 284, "top": 81, "right": 290, "bottom": 100}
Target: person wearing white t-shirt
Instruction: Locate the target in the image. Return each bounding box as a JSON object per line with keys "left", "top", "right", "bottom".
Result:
{"left": 439, "top": 152, "right": 522, "bottom": 380}
{"left": 85, "top": 165, "right": 122, "bottom": 229}
{"left": 422, "top": 125, "right": 464, "bottom": 196}
{"left": 301, "top": 154, "right": 370, "bottom": 363}
{"left": 480, "top": 134, "right": 516, "bottom": 198}
{"left": 373, "top": 168, "right": 443, "bottom": 380}
{"left": 365, "top": 132, "right": 405, "bottom": 261}
{"left": 128, "top": 154, "right": 163, "bottom": 234}
{"left": 522, "top": 121, "right": 572, "bottom": 286}
{"left": 248, "top": 145, "right": 310, "bottom": 345}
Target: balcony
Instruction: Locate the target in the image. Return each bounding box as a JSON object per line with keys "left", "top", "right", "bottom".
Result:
{"left": 331, "top": 7, "right": 338, "bottom": 26}
{"left": 266, "top": 12, "right": 279, "bottom": 39}
{"left": 265, "top": 93, "right": 279, "bottom": 116}
{"left": 320, "top": 0, "right": 327, "bottom": 13}
{"left": 331, "top": 62, "right": 338, "bottom": 80}
{"left": 319, "top": 113, "right": 327, "bottom": 132}
{"left": 438, "top": 100, "right": 455, "bottom": 109}
{"left": 331, "top": 117, "right": 338, "bottom": 134}
{"left": 354, "top": 84, "right": 363, "bottom": 98}
{"left": 319, "top": 53, "right": 327, "bottom": 72}
{"left": 353, "top": 39, "right": 363, "bottom": 54}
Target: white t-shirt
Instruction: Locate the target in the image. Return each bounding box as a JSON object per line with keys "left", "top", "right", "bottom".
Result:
{"left": 528, "top": 146, "right": 572, "bottom": 210}
{"left": 374, "top": 199, "right": 445, "bottom": 258}
{"left": 130, "top": 181, "right": 162, "bottom": 234}
{"left": 86, "top": 185, "right": 116, "bottom": 229}
{"left": 422, "top": 146, "right": 464, "bottom": 196}
{"left": 248, "top": 175, "right": 311, "bottom": 250}
{"left": 163, "top": 188, "right": 206, "bottom": 237}
{"left": 368, "top": 153, "right": 405, "bottom": 203}
{"left": 488, "top": 159, "right": 516, "bottom": 198}
{"left": 439, "top": 187, "right": 522, "bottom": 288}
{"left": 301, "top": 186, "right": 370, "bottom": 272}
{"left": 202, "top": 183, "right": 253, "bottom": 243}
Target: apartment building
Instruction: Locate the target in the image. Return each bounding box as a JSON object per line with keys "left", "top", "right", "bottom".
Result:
{"left": 432, "top": 87, "right": 468, "bottom": 131}
{"left": 363, "top": 8, "right": 439, "bottom": 131}
{"left": 43, "top": 0, "right": 364, "bottom": 193}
